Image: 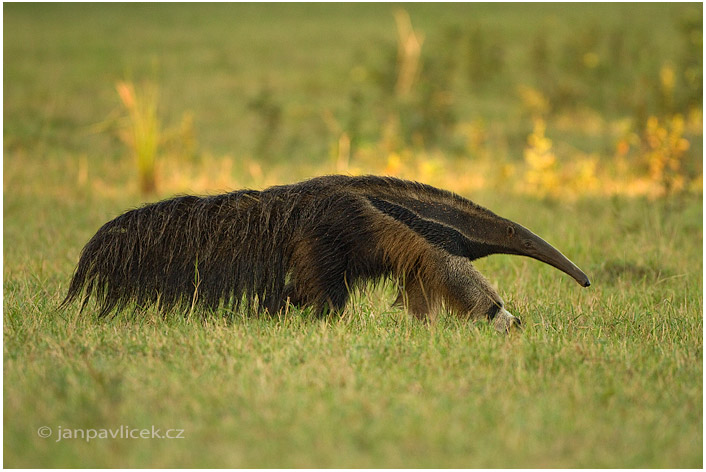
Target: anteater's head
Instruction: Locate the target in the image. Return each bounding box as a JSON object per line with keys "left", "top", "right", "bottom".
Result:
{"left": 506, "top": 222, "right": 591, "bottom": 287}
{"left": 465, "top": 212, "right": 591, "bottom": 288}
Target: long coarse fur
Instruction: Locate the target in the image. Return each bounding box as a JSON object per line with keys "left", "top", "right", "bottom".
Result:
{"left": 63, "top": 175, "right": 588, "bottom": 318}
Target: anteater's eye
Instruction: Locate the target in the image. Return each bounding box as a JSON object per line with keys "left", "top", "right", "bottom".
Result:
{"left": 507, "top": 226, "right": 515, "bottom": 237}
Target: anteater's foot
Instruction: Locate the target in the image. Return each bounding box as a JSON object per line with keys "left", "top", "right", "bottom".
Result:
{"left": 493, "top": 307, "right": 522, "bottom": 334}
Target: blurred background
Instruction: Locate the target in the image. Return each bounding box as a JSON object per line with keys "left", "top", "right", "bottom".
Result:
{"left": 4, "top": 3, "right": 702, "bottom": 200}
{"left": 4, "top": 5, "right": 703, "bottom": 468}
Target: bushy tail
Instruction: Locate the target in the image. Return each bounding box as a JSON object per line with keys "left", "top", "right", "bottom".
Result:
{"left": 61, "top": 190, "right": 301, "bottom": 317}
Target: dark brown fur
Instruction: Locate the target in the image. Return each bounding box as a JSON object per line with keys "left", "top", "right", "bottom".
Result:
{"left": 62, "top": 175, "right": 589, "bottom": 324}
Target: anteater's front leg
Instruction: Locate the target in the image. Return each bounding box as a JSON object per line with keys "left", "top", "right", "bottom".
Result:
{"left": 398, "top": 255, "right": 521, "bottom": 333}
{"left": 441, "top": 255, "right": 521, "bottom": 333}
{"left": 394, "top": 276, "right": 433, "bottom": 321}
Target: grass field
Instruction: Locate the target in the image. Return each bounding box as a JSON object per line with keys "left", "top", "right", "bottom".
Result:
{"left": 4, "top": 3, "right": 703, "bottom": 468}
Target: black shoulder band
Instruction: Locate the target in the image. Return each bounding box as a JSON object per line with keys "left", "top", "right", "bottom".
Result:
{"left": 367, "top": 196, "right": 471, "bottom": 258}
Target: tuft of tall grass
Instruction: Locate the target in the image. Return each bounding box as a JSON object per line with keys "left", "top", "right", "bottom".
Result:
{"left": 393, "top": 9, "right": 424, "bottom": 98}
{"left": 116, "top": 81, "right": 161, "bottom": 195}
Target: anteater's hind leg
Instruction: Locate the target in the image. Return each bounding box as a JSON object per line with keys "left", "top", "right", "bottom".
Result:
{"left": 282, "top": 279, "right": 349, "bottom": 315}
{"left": 282, "top": 283, "right": 304, "bottom": 309}
{"left": 285, "top": 235, "right": 351, "bottom": 316}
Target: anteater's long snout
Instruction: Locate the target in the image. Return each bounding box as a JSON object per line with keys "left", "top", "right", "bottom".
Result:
{"left": 518, "top": 227, "right": 591, "bottom": 287}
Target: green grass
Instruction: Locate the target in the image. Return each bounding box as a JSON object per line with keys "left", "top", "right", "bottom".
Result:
{"left": 3, "top": 3, "right": 703, "bottom": 468}
{"left": 5, "top": 190, "right": 702, "bottom": 467}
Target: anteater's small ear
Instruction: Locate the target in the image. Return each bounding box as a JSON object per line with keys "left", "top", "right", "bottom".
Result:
{"left": 507, "top": 226, "right": 515, "bottom": 238}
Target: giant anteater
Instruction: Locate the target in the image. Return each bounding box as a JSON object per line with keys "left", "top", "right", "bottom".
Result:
{"left": 63, "top": 175, "right": 590, "bottom": 332}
